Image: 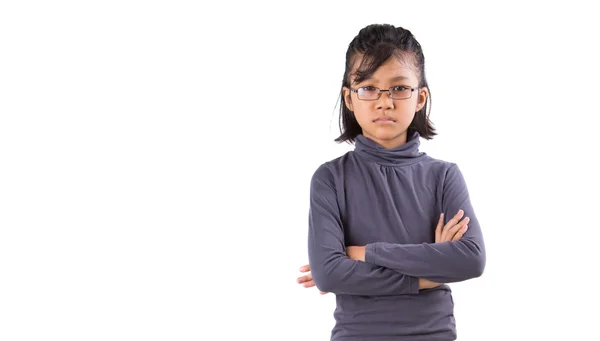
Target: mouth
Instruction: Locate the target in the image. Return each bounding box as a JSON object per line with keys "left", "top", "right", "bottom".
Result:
{"left": 373, "top": 116, "right": 396, "bottom": 123}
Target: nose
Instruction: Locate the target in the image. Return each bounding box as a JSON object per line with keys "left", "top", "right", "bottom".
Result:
{"left": 376, "top": 90, "right": 394, "bottom": 110}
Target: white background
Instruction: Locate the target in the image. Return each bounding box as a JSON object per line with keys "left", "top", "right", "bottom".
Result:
{"left": 1, "top": 1, "right": 599, "bottom": 340}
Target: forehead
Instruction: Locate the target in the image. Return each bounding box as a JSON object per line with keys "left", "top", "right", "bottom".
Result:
{"left": 350, "top": 54, "right": 418, "bottom": 83}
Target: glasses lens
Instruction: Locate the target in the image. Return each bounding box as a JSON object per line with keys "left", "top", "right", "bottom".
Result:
{"left": 358, "top": 87, "right": 379, "bottom": 100}
{"left": 390, "top": 87, "right": 412, "bottom": 99}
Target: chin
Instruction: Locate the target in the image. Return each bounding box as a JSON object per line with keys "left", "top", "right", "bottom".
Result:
{"left": 366, "top": 128, "right": 406, "bottom": 140}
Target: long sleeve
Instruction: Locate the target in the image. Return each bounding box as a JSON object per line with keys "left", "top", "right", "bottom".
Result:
{"left": 307, "top": 163, "right": 420, "bottom": 296}
{"left": 364, "top": 164, "right": 486, "bottom": 283}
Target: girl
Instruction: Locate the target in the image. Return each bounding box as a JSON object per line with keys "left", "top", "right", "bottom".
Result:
{"left": 296, "top": 23, "right": 485, "bottom": 341}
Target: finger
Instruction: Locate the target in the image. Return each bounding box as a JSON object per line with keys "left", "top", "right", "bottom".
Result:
{"left": 446, "top": 209, "right": 464, "bottom": 229}
{"left": 297, "top": 274, "right": 313, "bottom": 283}
{"left": 320, "top": 291, "right": 328, "bottom": 295}
{"left": 445, "top": 216, "right": 470, "bottom": 242}
{"left": 303, "top": 280, "right": 315, "bottom": 288}
{"left": 452, "top": 224, "right": 469, "bottom": 241}
{"left": 441, "top": 209, "right": 464, "bottom": 239}
{"left": 435, "top": 213, "right": 443, "bottom": 242}
{"left": 299, "top": 264, "right": 310, "bottom": 272}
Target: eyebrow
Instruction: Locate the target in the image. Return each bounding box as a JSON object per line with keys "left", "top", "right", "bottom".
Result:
{"left": 354, "top": 75, "right": 410, "bottom": 84}
{"left": 363, "top": 75, "right": 410, "bottom": 82}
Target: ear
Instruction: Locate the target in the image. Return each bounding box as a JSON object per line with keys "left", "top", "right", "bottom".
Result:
{"left": 415, "top": 87, "right": 428, "bottom": 112}
{"left": 342, "top": 87, "right": 353, "bottom": 111}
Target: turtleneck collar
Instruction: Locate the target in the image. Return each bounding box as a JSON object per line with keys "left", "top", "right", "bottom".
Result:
{"left": 353, "top": 129, "right": 427, "bottom": 166}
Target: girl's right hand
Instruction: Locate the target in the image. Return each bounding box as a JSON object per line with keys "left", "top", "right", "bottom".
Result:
{"left": 297, "top": 265, "right": 328, "bottom": 295}
{"left": 435, "top": 209, "right": 470, "bottom": 243}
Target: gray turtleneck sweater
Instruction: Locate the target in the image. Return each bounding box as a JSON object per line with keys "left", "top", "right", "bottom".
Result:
{"left": 307, "top": 130, "right": 486, "bottom": 341}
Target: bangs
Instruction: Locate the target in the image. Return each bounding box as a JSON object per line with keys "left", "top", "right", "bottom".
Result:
{"left": 351, "top": 45, "right": 415, "bottom": 85}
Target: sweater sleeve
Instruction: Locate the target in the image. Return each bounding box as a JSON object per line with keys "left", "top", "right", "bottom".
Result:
{"left": 364, "top": 164, "right": 486, "bottom": 283}
{"left": 307, "top": 163, "right": 420, "bottom": 296}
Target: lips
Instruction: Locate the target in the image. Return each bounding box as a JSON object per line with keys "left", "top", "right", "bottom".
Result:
{"left": 374, "top": 116, "right": 395, "bottom": 122}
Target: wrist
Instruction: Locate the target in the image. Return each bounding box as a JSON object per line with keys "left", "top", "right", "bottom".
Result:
{"left": 364, "top": 243, "right": 376, "bottom": 263}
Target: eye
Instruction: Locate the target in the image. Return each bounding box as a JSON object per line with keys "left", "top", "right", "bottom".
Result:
{"left": 362, "top": 86, "right": 378, "bottom": 92}
{"left": 392, "top": 86, "right": 410, "bottom": 91}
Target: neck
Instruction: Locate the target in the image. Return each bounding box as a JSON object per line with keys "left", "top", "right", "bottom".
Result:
{"left": 353, "top": 129, "right": 426, "bottom": 166}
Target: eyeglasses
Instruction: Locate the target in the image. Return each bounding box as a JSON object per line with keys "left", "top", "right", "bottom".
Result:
{"left": 350, "top": 86, "right": 418, "bottom": 101}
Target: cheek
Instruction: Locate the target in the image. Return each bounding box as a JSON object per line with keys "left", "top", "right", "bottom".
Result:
{"left": 351, "top": 104, "right": 373, "bottom": 123}
{"left": 401, "top": 97, "right": 419, "bottom": 107}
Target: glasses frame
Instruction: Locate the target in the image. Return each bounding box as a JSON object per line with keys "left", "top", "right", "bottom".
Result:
{"left": 350, "top": 86, "right": 419, "bottom": 101}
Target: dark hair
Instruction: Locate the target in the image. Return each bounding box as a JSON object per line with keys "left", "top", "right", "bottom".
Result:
{"left": 335, "top": 23, "right": 436, "bottom": 143}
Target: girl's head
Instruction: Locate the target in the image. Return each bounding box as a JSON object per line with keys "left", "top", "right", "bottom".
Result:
{"left": 337, "top": 23, "right": 436, "bottom": 147}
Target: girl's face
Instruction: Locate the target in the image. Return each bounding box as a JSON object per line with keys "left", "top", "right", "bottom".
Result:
{"left": 343, "top": 56, "right": 428, "bottom": 149}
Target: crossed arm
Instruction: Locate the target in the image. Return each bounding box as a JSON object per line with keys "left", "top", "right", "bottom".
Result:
{"left": 303, "top": 163, "right": 485, "bottom": 295}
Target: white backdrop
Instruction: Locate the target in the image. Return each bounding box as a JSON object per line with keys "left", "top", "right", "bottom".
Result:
{"left": 1, "top": 1, "right": 599, "bottom": 340}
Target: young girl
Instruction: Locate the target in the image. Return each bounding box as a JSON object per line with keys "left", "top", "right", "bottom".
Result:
{"left": 296, "top": 23, "right": 485, "bottom": 341}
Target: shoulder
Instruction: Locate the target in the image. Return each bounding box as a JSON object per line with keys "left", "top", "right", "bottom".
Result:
{"left": 311, "top": 152, "right": 351, "bottom": 175}
{"left": 414, "top": 154, "right": 458, "bottom": 174}
{"left": 309, "top": 152, "right": 352, "bottom": 186}
{"left": 416, "top": 155, "right": 469, "bottom": 190}
{"left": 422, "top": 156, "right": 468, "bottom": 188}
